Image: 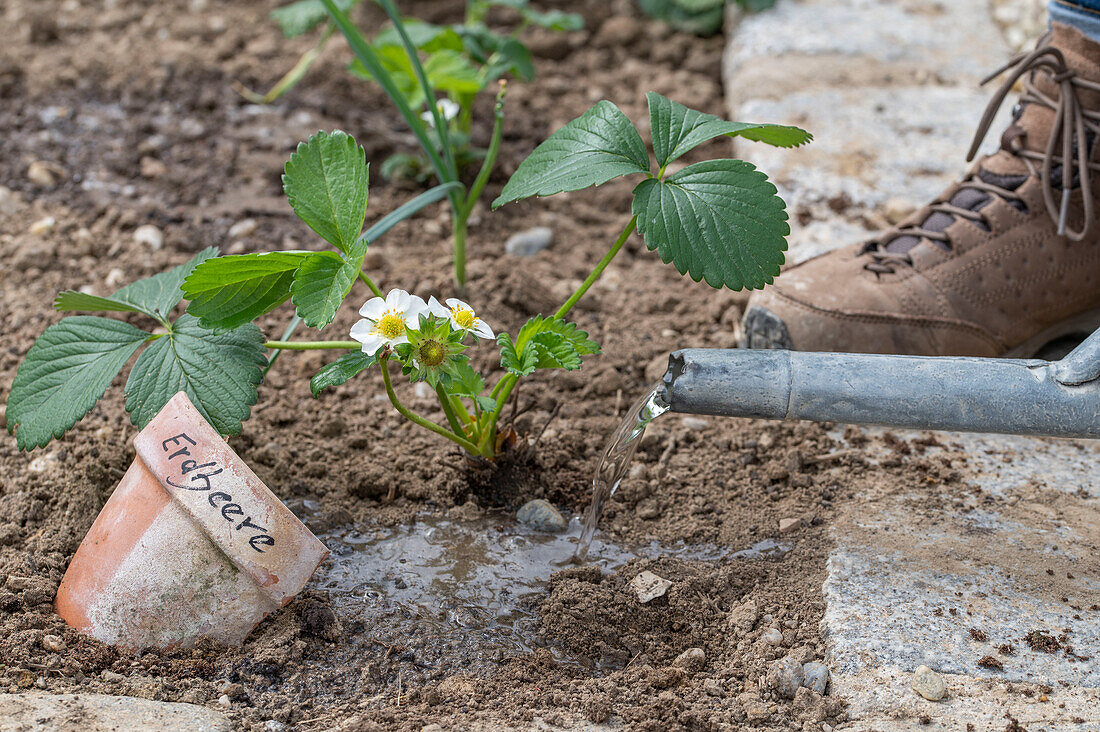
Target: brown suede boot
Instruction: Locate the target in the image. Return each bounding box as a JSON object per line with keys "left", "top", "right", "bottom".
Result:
{"left": 742, "top": 23, "right": 1100, "bottom": 357}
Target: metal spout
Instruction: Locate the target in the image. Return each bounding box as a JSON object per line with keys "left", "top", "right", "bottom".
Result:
{"left": 662, "top": 329, "right": 1100, "bottom": 439}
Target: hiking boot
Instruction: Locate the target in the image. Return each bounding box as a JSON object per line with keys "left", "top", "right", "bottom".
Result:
{"left": 741, "top": 23, "right": 1100, "bottom": 357}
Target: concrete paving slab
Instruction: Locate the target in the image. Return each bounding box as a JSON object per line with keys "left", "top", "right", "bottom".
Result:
{"left": 824, "top": 431, "right": 1100, "bottom": 726}
{"left": 0, "top": 692, "right": 231, "bottom": 732}
{"left": 724, "top": 0, "right": 1015, "bottom": 260}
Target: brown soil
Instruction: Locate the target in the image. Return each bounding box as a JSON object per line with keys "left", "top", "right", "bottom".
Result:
{"left": 0, "top": 0, "right": 972, "bottom": 729}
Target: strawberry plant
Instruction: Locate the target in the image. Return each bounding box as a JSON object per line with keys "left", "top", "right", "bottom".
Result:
{"left": 5, "top": 95, "right": 809, "bottom": 462}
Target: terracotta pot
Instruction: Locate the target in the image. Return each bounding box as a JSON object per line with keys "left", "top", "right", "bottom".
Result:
{"left": 55, "top": 392, "right": 328, "bottom": 649}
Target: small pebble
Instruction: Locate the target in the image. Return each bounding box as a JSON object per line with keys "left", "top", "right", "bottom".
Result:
{"left": 27, "top": 161, "right": 58, "bottom": 187}
{"left": 768, "top": 655, "right": 804, "bottom": 699}
{"left": 672, "top": 647, "right": 706, "bottom": 673}
{"left": 680, "top": 416, "right": 709, "bottom": 430}
{"left": 27, "top": 454, "right": 58, "bottom": 473}
{"left": 516, "top": 499, "right": 567, "bottom": 533}
{"left": 803, "top": 661, "right": 829, "bottom": 694}
{"left": 29, "top": 216, "right": 56, "bottom": 235}
{"left": 729, "top": 598, "right": 760, "bottom": 635}
{"left": 101, "top": 671, "right": 124, "bottom": 682}
{"left": 140, "top": 156, "right": 167, "bottom": 178}
{"left": 504, "top": 226, "right": 553, "bottom": 257}
{"left": 228, "top": 218, "right": 258, "bottom": 239}
{"left": 133, "top": 224, "right": 164, "bottom": 250}
{"left": 629, "top": 570, "right": 673, "bottom": 603}
{"left": 0, "top": 185, "right": 20, "bottom": 214}
{"left": 35, "top": 677, "right": 47, "bottom": 689}
{"left": 779, "top": 517, "right": 802, "bottom": 534}
{"left": 217, "top": 694, "right": 232, "bottom": 708}
{"left": 882, "top": 196, "right": 916, "bottom": 224}
{"left": 762, "top": 627, "right": 784, "bottom": 645}
{"left": 911, "top": 664, "right": 946, "bottom": 701}
{"left": 105, "top": 268, "right": 126, "bottom": 289}
{"left": 264, "top": 722, "right": 288, "bottom": 732}
{"left": 41, "top": 634, "right": 66, "bottom": 653}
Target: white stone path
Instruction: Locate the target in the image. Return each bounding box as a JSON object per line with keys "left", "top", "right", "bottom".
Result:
{"left": 725, "top": 1, "right": 1100, "bottom": 727}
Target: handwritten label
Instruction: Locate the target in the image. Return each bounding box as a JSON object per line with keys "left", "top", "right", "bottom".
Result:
{"left": 161, "top": 433, "right": 276, "bottom": 553}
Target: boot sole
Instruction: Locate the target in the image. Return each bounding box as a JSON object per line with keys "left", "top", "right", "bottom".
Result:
{"left": 1004, "top": 307, "right": 1100, "bottom": 359}
{"left": 742, "top": 305, "right": 1100, "bottom": 358}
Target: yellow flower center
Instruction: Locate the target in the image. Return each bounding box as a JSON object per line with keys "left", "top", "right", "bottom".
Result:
{"left": 375, "top": 311, "right": 406, "bottom": 340}
{"left": 451, "top": 307, "right": 476, "bottom": 329}
{"left": 418, "top": 340, "right": 446, "bottom": 367}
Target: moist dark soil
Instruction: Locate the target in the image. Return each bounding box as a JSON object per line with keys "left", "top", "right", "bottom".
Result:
{"left": 0, "top": 0, "right": 974, "bottom": 729}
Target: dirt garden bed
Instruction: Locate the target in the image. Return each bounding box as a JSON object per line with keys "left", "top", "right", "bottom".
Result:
{"left": 0, "top": 0, "right": 978, "bottom": 729}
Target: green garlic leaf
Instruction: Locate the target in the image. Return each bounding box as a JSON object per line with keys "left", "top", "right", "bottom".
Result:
{"left": 290, "top": 247, "right": 364, "bottom": 329}
{"left": 283, "top": 131, "right": 369, "bottom": 253}
{"left": 364, "top": 180, "right": 463, "bottom": 243}
{"left": 632, "top": 159, "right": 788, "bottom": 291}
{"left": 124, "top": 315, "right": 266, "bottom": 435}
{"left": 310, "top": 351, "right": 377, "bottom": 397}
{"left": 493, "top": 100, "right": 650, "bottom": 208}
{"left": 183, "top": 252, "right": 310, "bottom": 332}
{"left": 271, "top": 0, "right": 356, "bottom": 37}
{"left": 647, "top": 92, "right": 812, "bottom": 168}
{"left": 522, "top": 8, "right": 584, "bottom": 31}
{"left": 7, "top": 317, "right": 150, "bottom": 450}
{"left": 56, "top": 247, "right": 218, "bottom": 323}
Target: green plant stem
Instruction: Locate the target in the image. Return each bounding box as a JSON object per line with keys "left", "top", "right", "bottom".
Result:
{"left": 380, "top": 356, "right": 482, "bottom": 454}
{"left": 460, "top": 82, "right": 507, "bottom": 222}
{"left": 452, "top": 213, "right": 468, "bottom": 293}
{"left": 357, "top": 270, "right": 384, "bottom": 298}
{"left": 263, "top": 314, "right": 303, "bottom": 376}
{"left": 234, "top": 24, "right": 334, "bottom": 104}
{"left": 434, "top": 384, "right": 467, "bottom": 434}
{"left": 553, "top": 215, "right": 637, "bottom": 320}
{"left": 480, "top": 214, "right": 640, "bottom": 450}
{"left": 264, "top": 340, "right": 360, "bottom": 350}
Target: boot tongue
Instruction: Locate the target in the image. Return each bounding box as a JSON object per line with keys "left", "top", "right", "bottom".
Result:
{"left": 884, "top": 169, "right": 1026, "bottom": 254}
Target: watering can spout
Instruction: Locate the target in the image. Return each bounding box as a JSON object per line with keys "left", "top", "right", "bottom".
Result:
{"left": 661, "top": 328, "right": 1100, "bottom": 439}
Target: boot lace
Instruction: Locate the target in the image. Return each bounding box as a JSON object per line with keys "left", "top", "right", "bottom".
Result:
{"left": 864, "top": 41, "right": 1100, "bottom": 275}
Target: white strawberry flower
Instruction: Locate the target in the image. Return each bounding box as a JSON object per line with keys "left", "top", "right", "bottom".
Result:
{"left": 350, "top": 289, "right": 429, "bottom": 355}
{"left": 428, "top": 296, "right": 495, "bottom": 340}
{"left": 420, "top": 98, "right": 460, "bottom": 126}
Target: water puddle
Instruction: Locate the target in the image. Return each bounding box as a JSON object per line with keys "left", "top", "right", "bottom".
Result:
{"left": 310, "top": 511, "right": 788, "bottom": 671}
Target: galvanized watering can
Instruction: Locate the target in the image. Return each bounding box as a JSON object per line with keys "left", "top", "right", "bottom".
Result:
{"left": 661, "top": 328, "right": 1100, "bottom": 439}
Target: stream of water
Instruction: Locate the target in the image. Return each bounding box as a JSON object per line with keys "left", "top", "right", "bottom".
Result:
{"left": 572, "top": 384, "right": 670, "bottom": 562}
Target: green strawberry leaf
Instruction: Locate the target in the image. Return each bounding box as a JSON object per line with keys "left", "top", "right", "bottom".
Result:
{"left": 493, "top": 100, "right": 650, "bottom": 208}
{"left": 647, "top": 92, "right": 812, "bottom": 167}
{"left": 290, "top": 247, "right": 364, "bottom": 329}
{"left": 423, "top": 49, "right": 482, "bottom": 97}
{"left": 271, "top": 0, "right": 356, "bottom": 37}
{"left": 632, "top": 159, "right": 789, "bottom": 291}
{"left": 283, "top": 131, "right": 369, "bottom": 253}
{"left": 7, "top": 317, "right": 150, "bottom": 450}
{"left": 448, "top": 361, "right": 486, "bottom": 399}
{"left": 124, "top": 315, "right": 267, "bottom": 435}
{"left": 183, "top": 252, "right": 310, "bottom": 332}
{"left": 56, "top": 247, "right": 218, "bottom": 324}
{"left": 523, "top": 7, "right": 584, "bottom": 31}
{"left": 497, "top": 332, "right": 539, "bottom": 377}
{"left": 497, "top": 316, "right": 599, "bottom": 377}
{"left": 310, "top": 350, "right": 377, "bottom": 396}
